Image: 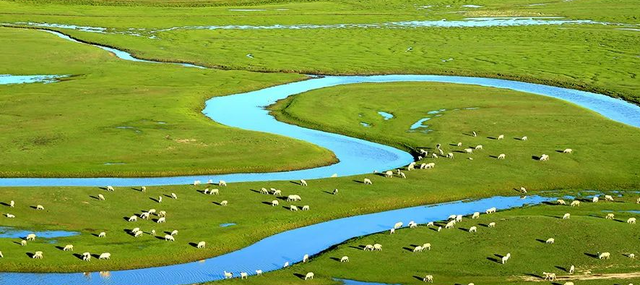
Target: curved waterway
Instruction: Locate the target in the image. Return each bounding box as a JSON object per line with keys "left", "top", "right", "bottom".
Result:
{"left": 0, "top": 195, "right": 550, "bottom": 285}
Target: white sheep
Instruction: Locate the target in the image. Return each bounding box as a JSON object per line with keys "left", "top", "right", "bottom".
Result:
{"left": 546, "top": 238, "right": 555, "bottom": 244}
{"left": 469, "top": 226, "right": 477, "bottom": 233}
{"left": 32, "top": 251, "right": 43, "bottom": 259}
{"left": 540, "top": 154, "right": 549, "bottom": 161}
{"left": 240, "top": 272, "right": 248, "bottom": 279}
{"left": 413, "top": 246, "right": 423, "bottom": 252}
{"left": 193, "top": 180, "right": 201, "bottom": 186}
{"left": 219, "top": 180, "right": 227, "bottom": 187}
{"left": 432, "top": 153, "right": 438, "bottom": 159}
{"left": 563, "top": 148, "right": 573, "bottom": 154}
{"left": 9, "top": 200, "right": 14, "bottom": 207}
{"left": 557, "top": 199, "right": 566, "bottom": 205}
{"left": 394, "top": 222, "right": 403, "bottom": 229}
{"left": 373, "top": 244, "right": 382, "bottom": 251}
{"left": 106, "top": 186, "right": 115, "bottom": 191}
{"left": 287, "top": 195, "right": 302, "bottom": 201}
{"left": 303, "top": 254, "right": 309, "bottom": 263}
{"left": 223, "top": 271, "right": 232, "bottom": 279}
{"left": 407, "top": 162, "right": 416, "bottom": 171}
{"left": 290, "top": 205, "right": 299, "bottom": 211}
{"left": 564, "top": 282, "right": 574, "bottom": 285}
{"left": 140, "top": 212, "right": 150, "bottom": 220}
{"left": 521, "top": 136, "right": 528, "bottom": 141}
{"left": 543, "top": 272, "right": 556, "bottom": 281}
{"left": 271, "top": 200, "right": 279, "bottom": 206}
{"left": 423, "top": 275, "right": 433, "bottom": 283}
{"left": 197, "top": 241, "right": 206, "bottom": 248}
{"left": 210, "top": 189, "right": 219, "bottom": 195}
{"left": 256, "top": 269, "right": 263, "bottom": 275}
{"left": 99, "top": 232, "right": 106, "bottom": 238}
{"left": 637, "top": 197, "right": 640, "bottom": 204}
{"left": 409, "top": 221, "right": 418, "bottom": 228}
{"left": 385, "top": 170, "right": 393, "bottom": 178}
{"left": 472, "top": 212, "right": 480, "bottom": 219}
{"left": 302, "top": 205, "right": 310, "bottom": 211}
{"left": 207, "top": 179, "right": 214, "bottom": 185}
{"left": 486, "top": 207, "right": 497, "bottom": 214}
{"left": 98, "top": 194, "right": 105, "bottom": 201}
{"left": 304, "top": 272, "right": 314, "bottom": 280}
{"left": 445, "top": 221, "right": 455, "bottom": 229}
{"left": 148, "top": 209, "right": 156, "bottom": 214}
{"left": 300, "top": 179, "right": 308, "bottom": 186}
{"left": 0, "top": 251, "right": 3, "bottom": 258}
{"left": 20, "top": 240, "right": 27, "bottom": 246}
{"left": 364, "top": 244, "right": 374, "bottom": 251}
{"left": 598, "top": 252, "right": 610, "bottom": 259}
{"left": 399, "top": 172, "right": 407, "bottom": 178}
{"left": 457, "top": 142, "right": 463, "bottom": 147}
{"left": 497, "top": 134, "right": 504, "bottom": 140}
{"left": 425, "top": 162, "right": 435, "bottom": 169}
{"left": 82, "top": 252, "right": 91, "bottom": 261}
{"left": 472, "top": 131, "right": 477, "bottom": 137}
{"left": 99, "top": 253, "right": 111, "bottom": 260}
{"left": 570, "top": 200, "right": 580, "bottom": 207}
{"left": 128, "top": 215, "right": 138, "bottom": 222}
{"left": 171, "top": 230, "right": 178, "bottom": 236}
{"left": 437, "top": 226, "right": 442, "bottom": 232}
{"left": 629, "top": 253, "right": 635, "bottom": 259}
{"left": 333, "top": 188, "right": 339, "bottom": 195}
{"left": 604, "top": 195, "right": 614, "bottom": 201}
{"left": 134, "top": 231, "right": 143, "bottom": 237}
{"left": 6, "top": 213, "right": 15, "bottom": 218}
{"left": 606, "top": 213, "right": 615, "bottom": 220}
{"left": 389, "top": 228, "right": 395, "bottom": 234}
{"left": 171, "top": 193, "right": 178, "bottom": 199}
{"left": 592, "top": 196, "right": 599, "bottom": 203}
{"left": 158, "top": 210, "right": 166, "bottom": 217}
{"left": 63, "top": 244, "right": 73, "bottom": 251}
{"left": 259, "top": 188, "right": 268, "bottom": 194}
{"left": 456, "top": 215, "right": 463, "bottom": 222}
{"left": 563, "top": 213, "right": 570, "bottom": 220}
{"left": 164, "top": 235, "right": 175, "bottom": 241}
{"left": 501, "top": 255, "right": 509, "bottom": 264}
{"left": 497, "top": 154, "right": 506, "bottom": 160}
{"left": 272, "top": 189, "right": 281, "bottom": 196}
{"left": 628, "top": 217, "right": 636, "bottom": 224}
{"left": 36, "top": 204, "right": 44, "bottom": 210}
{"left": 26, "top": 234, "right": 36, "bottom": 241}
{"left": 363, "top": 178, "right": 372, "bottom": 185}
{"left": 141, "top": 186, "right": 146, "bottom": 192}
{"left": 475, "top": 145, "right": 483, "bottom": 150}
{"left": 158, "top": 196, "right": 163, "bottom": 203}
{"left": 488, "top": 222, "right": 496, "bottom": 228}
{"left": 464, "top": 148, "right": 473, "bottom": 154}
{"left": 569, "top": 265, "right": 575, "bottom": 274}
{"left": 220, "top": 200, "right": 228, "bottom": 206}
{"left": 157, "top": 217, "right": 166, "bottom": 223}
{"left": 447, "top": 153, "right": 454, "bottom": 159}
{"left": 340, "top": 256, "right": 349, "bottom": 262}
{"left": 427, "top": 221, "right": 435, "bottom": 226}
{"left": 422, "top": 243, "right": 431, "bottom": 250}
{"left": 448, "top": 214, "right": 457, "bottom": 220}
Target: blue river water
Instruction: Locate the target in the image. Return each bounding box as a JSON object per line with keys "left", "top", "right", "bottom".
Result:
{"left": 0, "top": 74, "right": 66, "bottom": 85}
{"left": 0, "top": 195, "right": 550, "bottom": 285}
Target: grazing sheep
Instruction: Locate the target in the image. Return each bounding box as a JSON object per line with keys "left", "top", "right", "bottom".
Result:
{"left": 497, "top": 135, "right": 504, "bottom": 140}
{"left": 363, "top": 178, "right": 373, "bottom": 185}
{"left": 260, "top": 188, "right": 269, "bottom": 194}
{"left": 543, "top": 272, "right": 556, "bottom": 281}
{"left": 32, "top": 251, "right": 43, "bottom": 259}
{"left": 164, "top": 235, "right": 175, "bottom": 241}
{"left": 304, "top": 272, "right": 314, "bottom": 280}
{"left": 606, "top": 213, "right": 615, "bottom": 219}
{"left": 409, "top": 221, "right": 418, "bottom": 228}
{"left": 26, "top": 234, "right": 36, "bottom": 241}
{"left": 302, "top": 205, "right": 310, "bottom": 211}
{"left": 389, "top": 228, "right": 395, "bottom": 234}
{"left": 563, "top": 213, "right": 571, "bottom": 220}
{"left": 170, "top": 230, "right": 178, "bottom": 236}
{"left": 399, "top": 172, "right": 407, "bottom": 178}
{"left": 82, "top": 252, "right": 91, "bottom": 261}
{"left": 423, "top": 243, "right": 431, "bottom": 250}
{"left": 98, "top": 194, "right": 105, "bottom": 201}
{"left": 570, "top": 200, "right": 580, "bottom": 207}
{"left": 240, "top": 272, "right": 248, "bottom": 279}
{"left": 457, "top": 142, "right": 463, "bottom": 147}
{"left": 158, "top": 196, "right": 163, "bottom": 203}
{"left": 604, "top": 195, "right": 614, "bottom": 201}
{"left": 256, "top": 269, "right": 263, "bottom": 275}
{"left": 171, "top": 193, "right": 177, "bottom": 199}
{"left": 427, "top": 222, "right": 435, "bottom": 226}
{"left": 134, "top": 231, "right": 143, "bottom": 237}
{"left": 151, "top": 229, "right": 156, "bottom": 235}
{"left": 157, "top": 217, "right": 166, "bottom": 223}
{"left": 341, "top": 256, "right": 349, "bottom": 262}
{"left": 98, "top": 231, "right": 106, "bottom": 238}
{"left": 472, "top": 131, "right": 477, "bottom": 137}
{"left": 456, "top": 215, "right": 463, "bottom": 222}
{"left": 394, "top": 222, "right": 403, "bottom": 229}
{"left": 432, "top": 153, "right": 438, "bottom": 159}
{"left": 140, "top": 212, "right": 150, "bottom": 220}
{"left": 445, "top": 221, "right": 455, "bottom": 229}
{"left": 207, "top": 179, "right": 214, "bottom": 185}
{"left": 223, "top": 271, "right": 232, "bottom": 279}
{"left": 6, "top": 213, "right": 15, "bottom": 218}
{"left": 331, "top": 173, "right": 338, "bottom": 177}
{"left": 521, "top": 136, "right": 528, "bottom": 141}
{"left": 497, "top": 154, "right": 506, "bottom": 160}
{"left": 557, "top": 199, "right": 566, "bottom": 205}
{"left": 193, "top": 180, "right": 201, "bottom": 186}
{"left": 128, "top": 215, "right": 138, "bottom": 222}
{"left": 385, "top": 170, "right": 393, "bottom": 178}
{"left": 446, "top": 153, "right": 454, "bottom": 159}
{"left": 99, "top": 253, "right": 111, "bottom": 260}
{"left": 418, "top": 156, "right": 423, "bottom": 161}
{"left": 519, "top": 187, "right": 527, "bottom": 194}
{"left": 475, "top": 145, "right": 483, "bottom": 150}
{"left": 546, "top": 238, "right": 555, "bottom": 244}
{"left": 501, "top": 256, "right": 509, "bottom": 264}
{"left": 220, "top": 200, "right": 228, "bottom": 206}
{"left": 373, "top": 244, "right": 382, "bottom": 251}
{"left": 637, "top": 197, "right": 640, "bottom": 204}
{"left": 272, "top": 189, "right": 281, "bottom": 196}
{"left": 437, "top": 226, "right": 442, "bottom": 232}
{"left": 9, "top": 200, "right": 14, "bottom": 207}
{"left": 148, "top": 209, "right": 156, "bottom": 214}
{"left": 141, "top": 186, "right": 146, "bottom": 192}
{"left": 333, "top": 188, "right": 339, "bottom": 195}
{"left": 300, "top": 179, "right": 308, "bottom": 186}
{"left": 290, "top": 205, "right": 299, "bottom": 211}
{"left": 36, "top": 204, "right": 44, "bottom": 210}
{"left": 423, "top": 275, "right": 433, "bottom": 283}
{"left": 364, "top": 244, "right": 374, "bottom": 251}
{"left": 469, "top": 226, "right": 477, "bottom": 233}
{"left": 106, "top": 186, "right": 115, "bottom": 191}
{"left": 488, "top": 222, "right": 496, "bottom": 228}
{"left": 219, "top": 180, "right": 227, "bottom": 187}
{"left": 464, "top": 148, "right": 473, "bottom": 154}
{"left": 438, "top": 148, "right": 444, "bottom": 156}
{"left": 132, "top": 227, "right": 140, "bottom": 233}
{"left": 540, "top": 154, "right": 550, "bottom": 161}
{"left": 628, "top": 217, "right": 636, "bottom": 224}
{"left": 407, "top": 162, "right": 416, "bottom": 171}
{"left": 287, "top": 195, "right": 302, "bottom": 202}
{"left": 472, "top": 212, "right": 480, "bottom": 219}
{"left": 598, "top": 252, "right": 610, "bottom": 259}
{"left": 271, "top": 200, "right": 279, "bottom": 206}
{"left": 303, "top": 254, "right": 309, "bottom": 263}
{"left": 413, "top": 246, "right": 423, "bottom": 252}
{"left": 210, "top": 189, "right": 219, "bottom": 195}
{"left": 63, "top": 244, "right": 73, "bottom": 251}
{"left": 0, "top": 251, "right": 3, "bottom": 258}
{"left": 629, "top": 253, "right": 635, "bottom": 259}
{"left": 158, "top": 210, "right": 166, "bottom": 217}
{"left": 197, "top": 241, "right": 206, "bottom": 248}
{"left": 448, "top": 214, "right": 457, "bottom": 220}
{"left": 569, "top": 265, "right": 575, "bottom": 274}
{"left": 563, "top": 148, "right": 573, "bottom": 154}
{"left": 425, "top": 163, "right": 435, "bottom": 169}
{"left": 486, "top": 207, "right": 497, "bottom": 214}
{"left": 592, "top": 196, "right": 599, "bottom": 203}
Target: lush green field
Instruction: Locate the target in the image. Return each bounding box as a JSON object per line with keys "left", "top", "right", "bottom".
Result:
{"left": 214, "top": 195, "right": 640, "bottom": 285}
{"left": 0, "top": 27, "right": 340, "bottom": 177}
{"left": 1, "top": 81, "right": 639, "bottom": 272}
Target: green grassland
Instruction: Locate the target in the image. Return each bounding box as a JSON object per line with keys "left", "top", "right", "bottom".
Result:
{"left": 1, "top": 81, "right": 639, "bottom": 272}
{"left": 214, "top": 196, "right": 640, "bottom": 285}
{"left": 0, "top": 27, "right": 340, "bottom": 177}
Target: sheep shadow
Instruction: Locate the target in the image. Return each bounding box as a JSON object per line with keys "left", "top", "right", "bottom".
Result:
{"left": 541, "top": 201, "right": 556, "bottom": 205}
{"left": 124, "top": 229, "right": 137, "bottom": 236}
{"left": 514, "top": 137, "right": 526, "bottom": 141}
{"left": 555, "top": 149, "right": 567, "bottom": 153}
{"left": 487, "top": 136, "right": 497, "bottom": 140}
{"left": 212, "top": 202, "right": 222, "bottom": 206}
{"left": 249, "top": 189, "right": 261, "bottom": 194}
{"left": 98, "top": 187, "right": 109, "bottom": 191}
{"left": 350, "top": 245, "right": 365, "bottom": 250}
{"left": 535, "top": 239, "right": 548, "bottom": 244}
{"left": 29, "top": 205, "right": 38, "bottom": 210}
{"left": 352, "top": 180, "right": 364, "bottom": 184}
{"left": 163, "top": 194, "right": 174, "bottom": 199}
{"left": 73, "top": 253, "right": 85, "bottom": 260}
{"left": 154, "top": 236, "right": 166, "bottom": 241}
{"left": 152, "top": 218, "right": 161, "bottom": 223}
{"left": 91, "top": 233, "right": 101, "bottom": 237}
{"left": 555, "top": 265, "right": 567, "bottom": 272}
{"left": 25, "top": 252, "right": 36, "bottom": 258}
{"left": 489, "top": 155, "right": 499, "bottom": 159}
{"left": 197, "top": 189, "right": 208, "bottom": 194}
{"left": 454, "top": 150, "right": 467, "bottom": 153}
{"left": 532, "top": 155, "right": 541, "bottom": 160}
{"left": 149, "top": 197, "right": 160, "bottom": 203}
{"left": 0, "top": 202, "right": 10, "bottom": 207}
{"left": 293, "top": 273, "right": 306, "bottom": 280}
{"left": 374, "top": 172, "right": 386, "bottom": 177}
{"left": 322, "top": 190, "right": 334, "bottom": 195}
{"left": 12, "top": 241, "right": 23, "bottom": 246}
{"left": 122, "top": 216, "right": 132, "bottom": 222}
{"left": 89, "top": 195, "right": 101, "bottom": 200}
{"left": 91, "top": 254, "right": 101, "bottom": 259}
{"left": 458, "top": 227, "right": 469, "bottom": 232}
{"left": 261, "top": 201, "right": 273, "bottom": 206}
{"left": 584, "top": 252, "right": 599, "bottom": 259}
{"left": 486, "top": 257, "right": 500, "bottom": 263}
{"left": 479, "top": 223, "right": 489, "bottom": 227}
{"left": 402, "top": 247, "right": 415, "bottom": 252}
{"left": 524, "top": 273, "right": 543, "bottom": 279}
{"left": 413, "top": 276, "right": 424, "bottom": 281}
{"left": 494, "top": 253, "right": 505, "bottom": 258}
{"left": 133, "top": 187, "right": 144, "bottom": 192}
{"left": 189, "top": 242, "right": 199, "bottom": 248}
{"left": 330, "top": 257, "right": 341, "bottom": 262}
{"left": 290, "top": 181, "right": 303, "bottom": 186}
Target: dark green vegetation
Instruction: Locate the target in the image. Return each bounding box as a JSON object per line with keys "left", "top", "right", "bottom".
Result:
{"left": 1, "top": 81, "right": 639, "bottom": 272}
{"left": 215, "top": 195, "right": 640, "bottom": 285}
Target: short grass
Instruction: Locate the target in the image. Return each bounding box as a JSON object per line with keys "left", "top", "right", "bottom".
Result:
{"left": 1, "top": 81, "right": 639, "bottom": 272}
{"left": 214, "top": 196, "right": 640, "bottom": 284}
{"left": 0, "top": 27, "right": 338, "bottom": 177}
